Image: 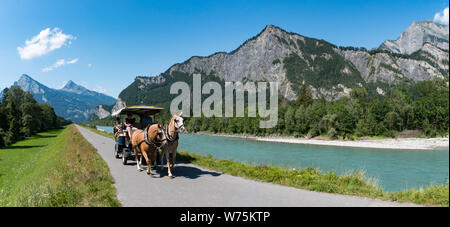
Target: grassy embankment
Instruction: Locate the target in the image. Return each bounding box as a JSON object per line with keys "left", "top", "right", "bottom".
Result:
{"left": 83, "top": 125, "right": 449, "bottom": 207}
{"left": 0, "top": 125, "right": 120, "bottom": 207}
{"left": 176, "top": 152, "right": 448, "bottom": 206}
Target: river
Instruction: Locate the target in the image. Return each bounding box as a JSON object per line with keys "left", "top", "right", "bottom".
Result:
{"left": 96, "top": 125, "right": 449, "bottom": 192}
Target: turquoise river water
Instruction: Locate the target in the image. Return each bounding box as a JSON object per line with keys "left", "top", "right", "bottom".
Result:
{"left": 97, "top": 126, "right": 449, "bottom": 192}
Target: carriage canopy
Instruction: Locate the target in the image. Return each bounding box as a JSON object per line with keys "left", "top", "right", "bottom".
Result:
{"left": 112, "top": 105, "right": 164, "bottom": 117}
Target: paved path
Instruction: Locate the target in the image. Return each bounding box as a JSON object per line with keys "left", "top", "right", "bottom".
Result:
{"left": 75, "top": 125, "right": 420, "bottom": 207}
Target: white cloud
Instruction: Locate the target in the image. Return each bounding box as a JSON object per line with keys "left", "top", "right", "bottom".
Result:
{"left": 17, "top": 28, "right": 76, "bottom": 60}
{"left": 42, "top": 58, "right": 79, "bottom": 72}
{"left": 67, "top": 58, "right": 79, "bottom": 64}
{"left": 88, "top": 63, "right": 92, "bottom": 67}
{"left": 42, "top": 59, "right": 65, "bottom": 72}
{"left": 434, "top": 7, "right": 449, "bottom": 25}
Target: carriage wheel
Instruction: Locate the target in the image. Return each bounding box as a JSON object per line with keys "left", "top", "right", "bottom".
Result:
{"left": 114, "top": 144, "right": 120, "bottom": 159}
{"left": 122, "top": 151, "right": 128, "bottom": 165}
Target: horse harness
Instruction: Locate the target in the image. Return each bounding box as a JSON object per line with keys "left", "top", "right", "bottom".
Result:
{"left": 134, "top": 124, "right": 165, "bottom": 149}
{"left": 133, "top": 123, "right": 180, "bottom": 151}
{"left": 162, "top": 124, "right": 179, "bottom": 143}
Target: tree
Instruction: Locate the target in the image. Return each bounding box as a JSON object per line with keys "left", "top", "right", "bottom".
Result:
{"left": 40, "top": 104, "right": 59, "bottom": 130}
{"left": 284, "top": 106, "right": 296, "bottom": 134}
{"left": 5, "top": 90, "right": 22, "bottom": 143}
{"left": 327, "top": 98, "right": 358, "bottom": 138}
{"left": 355, "top": 113, "right": 378, "bottom": 137}
{"left": 385, "top": 111, "right": 401, "bottom": 131}
{"left": 319, "top": 114, "right": 337, "bottom": 137}
{"left": 20, "top": 93, "right": 40, "bottom": 137}
{"left": 295, "top": 84, "right": 314, "bottom": 107}
{"left": 350, "top": 87, "right": 368, "bottom": 104}
{"left": 294, "top": 105, "right": 309, "bottom": 135}
{"left": 388, "top": 88, "right": 414, "bottom": 131}
{"left": 412, "top": 79, "right": 449, "bottom": 135}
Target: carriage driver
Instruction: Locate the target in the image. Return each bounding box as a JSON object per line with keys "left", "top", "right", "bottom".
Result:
{"left": 140, "top": 112, "right": 154, "bottom": 128}
{"left": 124, "top": 113, "right": 137, "bottom": 139}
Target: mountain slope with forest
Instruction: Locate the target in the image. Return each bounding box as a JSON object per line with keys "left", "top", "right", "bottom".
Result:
{"left": 112, "top": 22, "right": 448, "bottom": 113}
{"left": 86, "top": 22, "right": 448, "bottom": 138}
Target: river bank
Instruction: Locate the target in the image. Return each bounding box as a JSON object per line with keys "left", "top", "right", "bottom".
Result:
{"left": 94, "top": 125, "right": 449, "bottom": 150}
{"left": 192, "top": 132, "right": 449, "bottom": 150}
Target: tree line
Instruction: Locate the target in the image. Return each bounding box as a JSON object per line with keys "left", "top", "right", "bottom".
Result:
{"left": 152, "top": 78, "right": 448, "bottom": 139}
{"left": 87, "top": 78, "right": 448, "bottom": 139}
{"left": 0, "top": 86, "right": 71, "bottom": 147}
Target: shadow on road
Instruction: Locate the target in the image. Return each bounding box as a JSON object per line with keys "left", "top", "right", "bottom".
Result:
{"left": 157, "top": 165, "right": 221, "bottom": 179}
{"left": 114, "top": 151, "right": 222, "bottom": 179}
{"left": 121, "top": 160, "right": 221, "bottom": 179}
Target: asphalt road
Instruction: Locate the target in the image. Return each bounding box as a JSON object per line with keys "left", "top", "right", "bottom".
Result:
{"left": 75, "top": 125, "right": 419, "bottom": 207}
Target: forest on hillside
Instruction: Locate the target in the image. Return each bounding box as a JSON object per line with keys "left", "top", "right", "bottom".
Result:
{"left": 87, "top": 78, "right": 448, "bottom": 139}
{"left": 0, "top": 86, "right": 71, "bottom": 147}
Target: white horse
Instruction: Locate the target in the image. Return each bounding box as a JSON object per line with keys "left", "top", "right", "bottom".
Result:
{"left": 159, "top": 112, "right": 185, "bottom": 178}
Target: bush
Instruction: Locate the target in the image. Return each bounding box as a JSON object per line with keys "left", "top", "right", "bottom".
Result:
{"left": 328, "top": 128, "right": 337, "bottom": 139}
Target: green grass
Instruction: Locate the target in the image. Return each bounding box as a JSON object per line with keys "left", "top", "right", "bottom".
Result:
{"left": 0, "top": 125, "right": 120, "bottom": 207}
{"left": 177, "top": 151, "right": 382, "bottom": 195}
{"left": 85, "top": 126, "right": 449, "bottom": 207}
{"left": 176, "top": 152, "right": 448, "bottom": 206}
{"left": 0, "top": 129, "right": 64, "bottom": 205}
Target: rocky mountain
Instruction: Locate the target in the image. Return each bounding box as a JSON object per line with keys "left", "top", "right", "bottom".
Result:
{"left": 379, "top": 21, "right": 449, "bottom": 54}
{"left": 61, "top": 80, "right": 91, "bottom": 95}
{"left": 8, "top": 74, "right": 116, "bottom": 122}
{"left": 89, "top": 98, "right": 126, "bottom": 120}
{"left": 108, "top": 22, "right": 448, "bottom": 115}
{"left": 90, "top": 104, "right": 113, "bottom": 120}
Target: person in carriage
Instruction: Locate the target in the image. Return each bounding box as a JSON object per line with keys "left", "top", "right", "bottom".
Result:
{"left": 124, "top": 113, "right": 137, "bottom": 140}
{"left": 140, "top": 112, "right": 154, "bottom": 128}
{"left": 113, "top": 117, "right": 124, "bottom": 138}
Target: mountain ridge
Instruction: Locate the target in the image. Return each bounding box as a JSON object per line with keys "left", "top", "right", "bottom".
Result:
{"left": 112, "top": 21, "right": 448, "bottom": 114}
{"left": 378, "top": 20, "right": 449, "bottom": 54}
{"left": 3, "top": 74, "right": 117, "bottom": 122}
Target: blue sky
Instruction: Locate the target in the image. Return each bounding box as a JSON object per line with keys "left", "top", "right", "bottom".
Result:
{"left": 0, "top": 0, "right": 448, "bottom": 98}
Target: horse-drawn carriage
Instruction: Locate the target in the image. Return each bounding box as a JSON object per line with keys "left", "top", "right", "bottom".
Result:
{"left": 111, "top": 105, "right": 164, "bottom": 165}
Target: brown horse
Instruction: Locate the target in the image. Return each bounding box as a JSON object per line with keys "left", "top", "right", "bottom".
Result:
{"left": 159, "top": 112, "right": 186, "bottom": 178}
{"left": 131, "top": 124, "right": 167, "bottom": 175}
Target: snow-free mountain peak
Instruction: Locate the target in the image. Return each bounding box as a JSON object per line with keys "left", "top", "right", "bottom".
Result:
{"left": 61, "top": 80, "right": 89, "bottom": 95}
{"left": 8, "top": 75, "right": 117, "bottom": 122}
{"left": 15, "top": 74, "right": 48, "bottom": 95}
{"left": 114, "top": 23, "right": 448, "bottom": 113}
{"left": 378, "top": 20, "right": 449, "bottom": 54}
